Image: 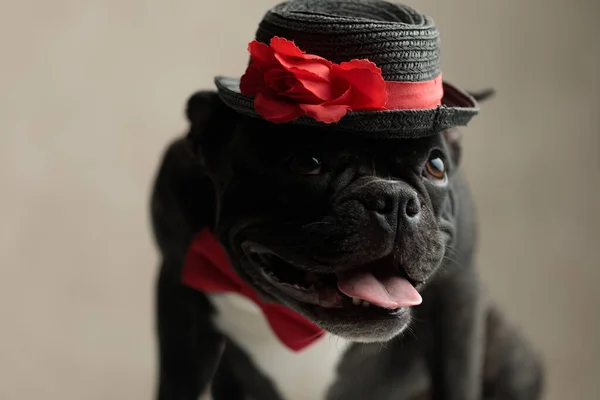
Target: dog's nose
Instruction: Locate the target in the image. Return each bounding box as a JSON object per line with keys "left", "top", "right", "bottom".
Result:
{"left": 360, "top": 181, "right": 421, "bottom": 228}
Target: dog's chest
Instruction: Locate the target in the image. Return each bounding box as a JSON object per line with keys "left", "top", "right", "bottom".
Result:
{"left": 208, "top": 293, "right": 351, "bottom": 400}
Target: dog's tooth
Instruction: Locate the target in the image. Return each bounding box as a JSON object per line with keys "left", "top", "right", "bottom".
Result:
{"left": 352, "top": 297, "right": 361, "bottom": 306}
{"left": 362, "top": 301, "right": 371, "bottom": 308}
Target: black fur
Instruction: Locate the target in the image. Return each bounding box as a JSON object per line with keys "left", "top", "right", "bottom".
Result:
{"left": 150, "top": 91, "right": 543, "bottom": 400}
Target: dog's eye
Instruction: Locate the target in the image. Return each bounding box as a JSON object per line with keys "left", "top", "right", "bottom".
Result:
{"left": 289, "top": 154, "right": 322, "bottom": 175}
{"left": 424, "top": 156, "right": 446, "bottom": 182}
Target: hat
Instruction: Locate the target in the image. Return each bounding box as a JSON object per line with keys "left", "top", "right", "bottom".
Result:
{"left": 214, "top": 0, "right": 479, "bottom": 138}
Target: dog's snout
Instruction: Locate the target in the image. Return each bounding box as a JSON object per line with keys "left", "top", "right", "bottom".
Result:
{"left": 404, "top": 196, "right": 421, "bottom": 219}
{"left": 355, "top": 180, "right": 421, "bottom": 229}
{"left": 362, "top": 192, "right": 394, "bottom": 214}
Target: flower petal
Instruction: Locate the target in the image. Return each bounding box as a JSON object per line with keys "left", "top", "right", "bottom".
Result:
{"left": 331, "top": 62, "right": 387, "bottom": 109}
{"left": 263, "top": 68, "right": 295, "bottom": 92}
{"left": 300, "top": 103, "right": 350, "bottom": 124}
{"left": 270, "top": 36, "right": 305, "bottom": 58}
{"left": 274, "top": 54, "right": 332, "bottom": 80}
{"left": 261, "top": 68, "right": 327, "bottom": 103}
{"left": 287, "top": 67, "right": 334, "bottom": 101}
{"left": 248, "top": 40, "right": 277, "bottom": 67}
{"left": 240, "top": 65, "right": 266, "bottom": 97}
{"left": 254, "top": 92, "right": 304, "bottom": 123}
{"left": 337, "top": 59, "right": 382, "bottom": 75}
{"left": 321, "top": 86, "right": 352, "bottom": 106}
{"left": 270, "top": 36, "right": 331, "bottom": 61}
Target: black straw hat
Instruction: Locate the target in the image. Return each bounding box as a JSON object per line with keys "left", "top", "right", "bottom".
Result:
{"left": 215, "top": 0, "right": 479, "bottom": 138}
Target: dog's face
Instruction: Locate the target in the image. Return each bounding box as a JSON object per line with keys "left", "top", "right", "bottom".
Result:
{"left": 194, "top": 99, "right": 461, "bottom": 342}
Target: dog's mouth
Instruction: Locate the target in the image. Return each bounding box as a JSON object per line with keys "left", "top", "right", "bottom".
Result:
{"left": 243, "top": 243, "right": 423, "bottom": 315}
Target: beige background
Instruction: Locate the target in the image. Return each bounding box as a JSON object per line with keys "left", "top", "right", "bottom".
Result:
{"left": 1, "top": 0, "right": 599, "bottom": 399}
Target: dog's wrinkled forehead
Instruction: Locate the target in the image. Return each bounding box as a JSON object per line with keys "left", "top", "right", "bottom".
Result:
{"left": 228, "top": 118, "right": 452, "bottom": 172}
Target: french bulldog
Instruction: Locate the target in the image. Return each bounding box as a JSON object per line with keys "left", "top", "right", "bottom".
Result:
{"left": 150, "top": 90, "right": 544, "bottom": 400}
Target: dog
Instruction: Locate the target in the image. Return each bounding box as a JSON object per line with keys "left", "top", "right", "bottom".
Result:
{"left": 150, "top": 90, "right": 544, "bottom": 400}
{"left": 150, "top": 1, "right": 544, "bottom": 399}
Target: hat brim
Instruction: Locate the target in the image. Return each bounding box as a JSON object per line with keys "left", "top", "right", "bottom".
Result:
{"left": 215, "top": 76, "right": 479, "bottom": 138}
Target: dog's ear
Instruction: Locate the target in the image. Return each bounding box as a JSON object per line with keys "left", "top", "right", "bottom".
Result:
{"left": 443, "top": 128, "right": 462, "bottom": 167}
{"left": 442, "top": 89, "right": 494, "bottom": 167}
{"left": 185, "top": 90, "right": 241, "bottom": 173}
{"left": 467, "top": 88, "right": 496, "bottom": 103}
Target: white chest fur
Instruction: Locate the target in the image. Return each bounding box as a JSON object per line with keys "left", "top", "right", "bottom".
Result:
{"left": 208, "top": 293, "right": 351, "bottom": 400}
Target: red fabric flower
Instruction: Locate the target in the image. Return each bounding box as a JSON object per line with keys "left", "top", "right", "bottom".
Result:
{"left": 239, "top": 37, "right": 388, "bottom": 124}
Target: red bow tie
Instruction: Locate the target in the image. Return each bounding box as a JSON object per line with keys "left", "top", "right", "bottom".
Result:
{"left": 182, "top": 228, "right": 325, "bottom": 352}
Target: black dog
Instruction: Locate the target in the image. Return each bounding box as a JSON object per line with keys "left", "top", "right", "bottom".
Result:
{"left": 150, "top": 89, "right": 544, "bottom": 400}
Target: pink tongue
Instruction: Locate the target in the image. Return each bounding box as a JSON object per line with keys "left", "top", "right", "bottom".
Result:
{"left": 337, "top": 270, "right": 422, "bottom": 309}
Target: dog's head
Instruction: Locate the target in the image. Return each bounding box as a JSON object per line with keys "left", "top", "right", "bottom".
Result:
{"left": 187, "top": 91, "right": 477, "bottom": 342}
